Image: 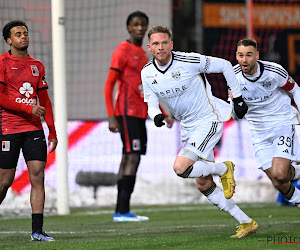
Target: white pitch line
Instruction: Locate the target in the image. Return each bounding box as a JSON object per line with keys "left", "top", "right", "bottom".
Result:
{"left": 0, "top": 221, "right": 300, "bottom": 235}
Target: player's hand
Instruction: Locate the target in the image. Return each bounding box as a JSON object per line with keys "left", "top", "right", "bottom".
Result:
{"left": 48, "top": 138, "right": 58, "bottom": 153}
{"left": 32, "top": 105, "right": 46, "bottom": 117}
{"left": 165, "top": 116, "right": 174, "bottom": 128}
{"left": 108, "top": 115, "right": 120, "bottom": 133}
{"left": 154, "top": 114, "right": 165, "bottom": 127}
{"left": 233, "top": 95, "right": 248, "bottom": 119}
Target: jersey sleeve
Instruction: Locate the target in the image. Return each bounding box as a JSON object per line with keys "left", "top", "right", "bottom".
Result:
{"left": 37, "top": 63, "right": 49, "bottom": 91}
{"left": 141, "top": 68, "right": 158, "bottom": 103}
{"left": 110, "top": 45, "right": 127, "bottom": 72}
{"left": 38, "top": 89, "right": 57, "bottom": 140}
{"left": 0, "top": 59, "right": 6, "bottom": 84}
{"left": 199, "top": 55, "right": 242, "bottom": 98}
{"left": 279, "top": 76, "right": 297, "bottom": 91}
{"left": 104, "top": 69, "right": 120, "bottom": 116}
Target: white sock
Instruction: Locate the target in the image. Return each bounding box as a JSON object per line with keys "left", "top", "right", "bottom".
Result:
{"left": 206, "top": 186, "right": 252, "bottom": 224}
{"left": 188, "top": 161, "right": 227, "bottom": 178}
{"left": 287, "top": 185, "right": 300, "bottom": 208}
{"left": 291, "top": 164, "right": 300, "bottom": 180}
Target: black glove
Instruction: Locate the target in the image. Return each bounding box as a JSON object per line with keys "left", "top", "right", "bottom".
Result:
{"left": 233, "top": 95, "right": 248, "bottom": 119}
{"left": 154, "top": 114, "right": 165, "bottom": 127}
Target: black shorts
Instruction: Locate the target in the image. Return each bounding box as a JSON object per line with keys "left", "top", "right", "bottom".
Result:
{"left": 0, "top": 130, "right": 47, "bottom": 169}
{"left": 116, "top": 116, "right": 147, "bottom": 155}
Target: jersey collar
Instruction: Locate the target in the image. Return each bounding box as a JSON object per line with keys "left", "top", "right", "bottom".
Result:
{"left": 152, "top": 52, "right": 174, "bottom": 74}
{"left": 242, "top": 61, "right": 264, "bottom": 82}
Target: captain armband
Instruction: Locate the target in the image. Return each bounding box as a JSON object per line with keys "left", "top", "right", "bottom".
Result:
{"left": 281, "top": 76, "right": 296, "bottom": 92}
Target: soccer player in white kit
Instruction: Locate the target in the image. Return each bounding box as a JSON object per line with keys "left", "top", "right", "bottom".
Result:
{"left": 141, "top": 25, "right": 258, "bottom": 238}
{"left": 233, "top": 38, "right": 300, "bottom": 208}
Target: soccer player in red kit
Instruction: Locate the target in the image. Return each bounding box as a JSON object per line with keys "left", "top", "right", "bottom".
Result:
{"left": 0, "top": 20, "right": 57, "bottom": 241}
{"left": 104, "top": 11, "right": 173, "bottom": 222}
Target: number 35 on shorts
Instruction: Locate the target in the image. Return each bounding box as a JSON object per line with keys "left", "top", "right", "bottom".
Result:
{"left": 275, "top": 135, "right": 293, "bottom": 155}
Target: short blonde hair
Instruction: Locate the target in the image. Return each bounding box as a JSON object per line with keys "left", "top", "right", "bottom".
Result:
{"left": 148, "top": 25, "right": 172, "bottom": 39}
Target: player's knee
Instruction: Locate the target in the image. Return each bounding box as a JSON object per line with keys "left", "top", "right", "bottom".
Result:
{"left": 271, "top": 169, "right": 290, "bottom": 183}
{"left": 127, "top": 154, "right": 141, "bottom": 167}
{"left": 175, "top": 165, "right": 193, "bottom": 178}
{"left": 29, "top": 170, "right": 45, "bottom": 186}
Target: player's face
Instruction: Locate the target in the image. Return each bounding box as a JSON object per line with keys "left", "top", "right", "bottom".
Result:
{"left": 127, "top": 17, "right": 148, "bottom": 42}
{"left": 147, "top": 33, "right": 173, "bottom": 66}
{"left": 236, "top": 45, "right": 259, "bottom": 75}
{"left": 7, "top": 26, "right": 29, "bottom": 51}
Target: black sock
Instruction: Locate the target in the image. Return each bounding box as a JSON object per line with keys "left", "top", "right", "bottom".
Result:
{"left": 32, "top": 213, "right": 43, "bottom": 234}
{"left": 115, "top": 179, "right": 124, "bottom": 213}
{"left": 119, "top": 175, "right": 136, "bottom": 214}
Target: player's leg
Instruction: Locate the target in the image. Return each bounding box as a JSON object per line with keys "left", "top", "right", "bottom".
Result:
{"left": 23, "top": 130, "right": 54, "bottom": 241}
{"left": 265, "top": 158, "right": 300, "bottom": 208}
{"left": 196, "top": 176, "right": 258, "bottom": 238}
{"left": 116, "top": 152, "right": 140, "bottom": 214}
{"left": 174, "top": 121, "right": 236, "bottom": 198}
{"left": 290, "top": 162, "right": 300, "bottom": 180}
{"left": 259, "top": 125, "right": 300, "bottom": 208}
{"left": 289, "top": 128, "right": 300, "bottom": 180}
{"left": 0, "top": 133, "right": 22, "bottom": 203}
{"left": 0, "top": 168, "right": 16, "bottom": 203}
{"left": 113, "top": 116, "right": 148, "bottom": 222}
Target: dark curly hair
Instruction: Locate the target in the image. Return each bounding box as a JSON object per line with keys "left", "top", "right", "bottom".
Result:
{"left": 3, "top": 20, "right": 28, "bottom": 43}
{"left": 126, "top": 11, "right": 149, "bottom": 26}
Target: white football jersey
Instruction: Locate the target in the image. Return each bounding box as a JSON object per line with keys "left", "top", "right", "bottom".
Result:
{"left": 141, "top": 51, "right": 241, "bottom": 129}
{"left": 233, "top": 60, "right": 300, "bottom": 136}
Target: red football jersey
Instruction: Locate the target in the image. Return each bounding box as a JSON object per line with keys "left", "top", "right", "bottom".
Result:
{"left": 110, "top": 41, "right": 148, "bottom": 119}
{"left": 0, "top": 51, "right": 48, "bottom": 135}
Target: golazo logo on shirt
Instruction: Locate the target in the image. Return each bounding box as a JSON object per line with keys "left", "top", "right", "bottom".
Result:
{"left": 30, "top": 65, "right": 39, "bottom": 76}
{"left": 15, "top": 82, "right": 37, "bottom": 105}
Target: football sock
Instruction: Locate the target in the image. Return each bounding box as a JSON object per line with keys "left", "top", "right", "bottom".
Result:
{"left": 284, "top": 184, "right": 300, "bottom": 208}
{"left": 184, "top": 161, "right": 227, "bottom": 178}
{"left": 119, "top": 175, "right": 136, "bottom": 214}
{"left": 32, "top": 213, "right": 43, "bottom": 234}
{"left": 204, "top": 184, "right": 252, "bottom": 224}
{"left": 290, "top": 164, "right": 300, "bottom": 180}
{"left": 115, "top": 179, "right": 124, "bottom": 213}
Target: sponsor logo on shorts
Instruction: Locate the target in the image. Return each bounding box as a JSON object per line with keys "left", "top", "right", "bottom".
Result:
{"left": 132, "top": 139, "right": 141, "bottom": 151}
{"left": 2, "top": 141, "right": 10, "bottom": 151}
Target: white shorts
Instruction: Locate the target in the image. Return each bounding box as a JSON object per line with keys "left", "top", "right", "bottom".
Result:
{"left": 253, "top": 125, "right": 300, "bottom": 170}
{"left": 178, "top": 121, "right": 223, "bottom": 162}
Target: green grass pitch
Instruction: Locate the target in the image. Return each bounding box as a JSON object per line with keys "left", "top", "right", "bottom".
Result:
{"left": 0, "top": 203, "right": 299, "bottom": 249}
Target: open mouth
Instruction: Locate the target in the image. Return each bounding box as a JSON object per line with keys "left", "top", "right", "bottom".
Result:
{"left": 242, "top": 64, "right": 249, "bottom": 70}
